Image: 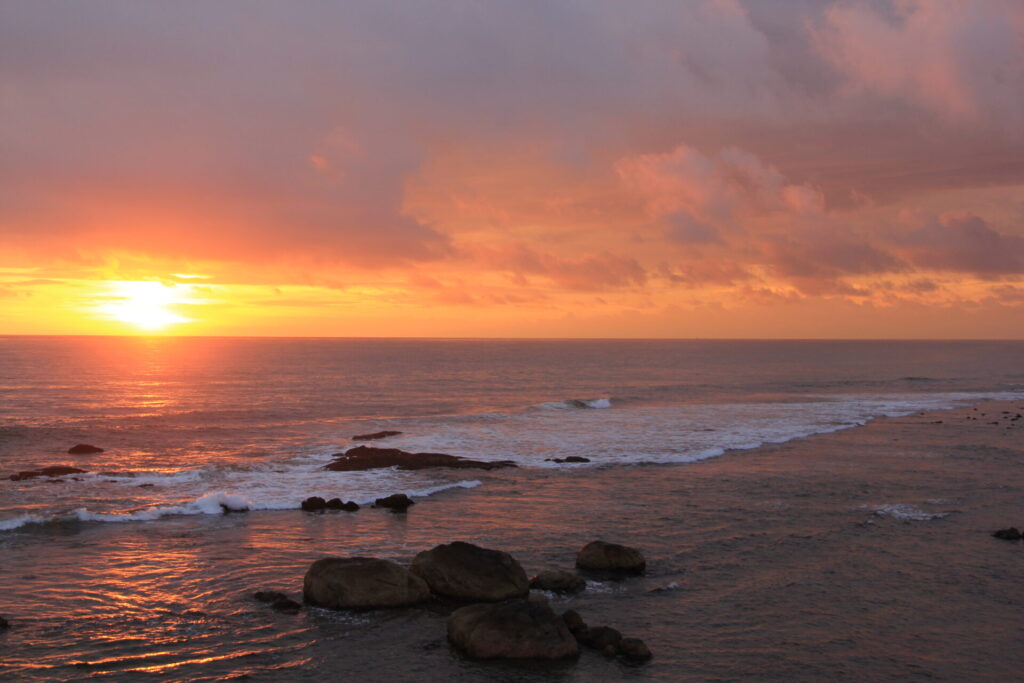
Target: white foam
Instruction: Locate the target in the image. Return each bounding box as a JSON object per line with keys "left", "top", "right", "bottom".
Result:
{"left": 872, "top": 504, "right": 949, "bottom": 521}
{"left": 0, "top": 514, "right": 46, "bottom": 531}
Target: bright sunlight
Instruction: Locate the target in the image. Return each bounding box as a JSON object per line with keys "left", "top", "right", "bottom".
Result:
{"left": 97, "top": 281, "right": 191, "bottom": 331}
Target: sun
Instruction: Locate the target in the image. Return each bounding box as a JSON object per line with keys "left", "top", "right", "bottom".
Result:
{"left": 99, "top": 281, "right": 191, "bottom": 331}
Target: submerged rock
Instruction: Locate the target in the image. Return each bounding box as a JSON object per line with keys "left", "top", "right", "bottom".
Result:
{"left": 324, "top": 445, "right": 515, "bottom": 472}
{"left": 301, "top": 496, "right": 327, "bottom": 512}
{"left": 253, "top": 591, "right": 301, "bottom": 612}
{"left": 546, "top": 456, "right": 591, "bottom": 463}
{"left": 529, "top": 570, "right": 585, "bottom": 593}
{"left": 447, "top": 595, "right": 579, "bottom": 660}
{"left": 578, "top": 625, "right": 623, "bottom": 651}
{"left": 352, "top": 430, "right": 403, "bottom": 441}
{"left": 561, "top": 609, "right": 587, "bottom": 635}
{"left": 68, "top": 444, "right": 103, "bottom": 455}
{"left": 576, "top": 540, "right": 646, "bottom": 574}
{"left": 325, "top": 498, "right": 360, "bottom": 511}
{"left": 303, "top": 557, "right": 430, "bottom": 609}
{"left": 411, "top": 541, "right": 529, "bottom": 602}
{"left": 9, "top": 466, "right": 87, "bottom": 481}
{"left": 617, "top": 637, "right": 652, "bottom": 662}
{"left": 0, "top": 616, "right": 8, "bottom": 629}
{"left": 373, "top": 493, "right": 414, "bottom": 511}
{"left": 992, "top": 527, "right": 1022, "bottom": 541}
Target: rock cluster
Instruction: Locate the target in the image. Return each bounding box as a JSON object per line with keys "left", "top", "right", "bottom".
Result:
{"left": 300, "top": 496, "right": 360, "bottom": 512}
{"left": 297, "top": 540, "right": 651, "bottom": 666}
{"left": 324, "top": 445, "right": 515, "bottom": 472}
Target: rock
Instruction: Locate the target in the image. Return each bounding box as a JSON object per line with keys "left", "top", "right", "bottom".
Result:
{"left": 561, "top": 609, "right": 587, "bottom": 635}
{"left": 325, "top": 445, "right": 515, "bottom": 472}
{"left": 447, "top": 595, "right": 579, "bottom": 660}
{"left": 992, "top": 527, "right": 1022, "bottom": 541}
{"left": 373, "top": 493, "right": 414, "bottom": 511}
{"left": 0, "top": 616, "right": 8, "bottom": 629}
{"left": 617, "top": 637, "right": 652, "bottom": 662}
{"left": 9, "top": 466, "right": 87, "bottom": 481}
{"left": 253, "top": 591, "right": 301, "bottom": 612}
{"left": 576, "top": 540, "right": 646, "bottom": 574}
{"left": 578, "top": 625, "right": 622, "bottom": 651}
{"left": 352, "top": 430, "right": 403, "bottom": 441}
{"left": 547, "top": 456, "right": 592, "bottom": 464}
{"left": 529, "top": 570, "right": 585, "bottom": 593}
{"left": 68, "top": 444, "right": 103, "bottom": 454}
{"left": 301, "top": 496, "right": 327, "bottom": 512}
{"left": 325, "top": 498, "right": 360, "bottom": 511}
{"left": 411, "top": 541, "right": 529, "bottom": 602}
{"left": 303, "top": 557, "right": 430, "bottom": 609}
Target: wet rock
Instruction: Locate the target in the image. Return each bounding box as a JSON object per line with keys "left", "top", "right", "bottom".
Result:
{"left": 9, "top": 466, "right": 87, "bottom": 481}
{"left": 617, "top": 637, "right": 652, "bottom": 663}
{"left": 561, "top": 609, "right": 587, "bottom": 635}
{"left": 576, "top": 540, "right": 646, "bottom": 574}
{"left": 325, "top": 445, "right": 515, "bottom": 472}
{"left": 992, "top": 527, "right": 1022, "bottom": 541}
{"left": 411, "top": 541, "right": 529, "bottom": 601}
{"left": 0, "top": 616, "right": 8, "bottom": 629}
{"left": 253, "top": 591, "right": 301, "bottom": 612}
{"left": 303, "top": 557, "right": 430, "bottom": 609}
{"left": 373, "top": 493, "right": 414, "bottom": 511}
{"left": 578, "top": 625, "right": 622, "bottom": 651}
{"left": 529, "top": 570, "right": 585, "bottom": 593}
{"left": 447, "top": 594, "right": 579, "bottom": 660}
{"left": 546, "top": 456, "right": 592, "bottom": 463}
{"left": 68, "top": 444, "right": 104, "bottom": 455}
{"left": 325, "top": 498, "right": 360, "bottom": 511}
{"left": 352, "top": 430, "right": 403, "bottom": 441}
{"left": 301, "top": 496, "right": 327, "bottom": 512}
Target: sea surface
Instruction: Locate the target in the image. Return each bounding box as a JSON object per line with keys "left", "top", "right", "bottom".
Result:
{"left": 1, "top": 337, "right": 1023, "bottom": 680}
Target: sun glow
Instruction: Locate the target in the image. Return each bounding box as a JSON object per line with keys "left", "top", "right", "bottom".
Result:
{"left": 98, "top": 281, "right": 191, "bottom": 331}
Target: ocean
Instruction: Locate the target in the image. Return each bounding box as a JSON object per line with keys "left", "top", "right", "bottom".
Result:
{"left": 2, "top": 337, "right": 1023, "bottom": 680}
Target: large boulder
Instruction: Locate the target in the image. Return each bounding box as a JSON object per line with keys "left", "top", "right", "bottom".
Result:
{"left": 576, "top": 540, "right": 646, "bottom": 574}
{"left": 303, "top": 557, "right": 430, "bottom": 609}
{"left": 447, "top": 595, "right": 579, "bottom": 660}
{"left": 529, "top": 570, "right": 585, "bottom": 593}
{"left": 68, "top": 444, "right": 103, "bottom": 454}
{"left": 324, "top": 445, "right": 515, "bottom": 472}
{"left": 411, "top": 541, "right": 529, "bottom": 601}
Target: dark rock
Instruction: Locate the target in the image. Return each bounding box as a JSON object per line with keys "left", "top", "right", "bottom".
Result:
{"left": 352, "top": 430, "right": 403, "bottom": 441}
{"left": 992, "top": 527, "right": 1022, "bottom": 541}
{"left": 576, "top": 540, "right": 646, "bottom": 574}
{"left": 411, "top": 541, "right": 529, "bottom": 602}
{"left": 561, "top": 609, "right": 587, "bottom": 635}
{"left": 303, "top": 557, "right": 430, "bottom": 609}
{"left": 301, "top": 496, "right": 327, "bottom": 512}
{"left": 68, "top": 444, "right": 103, "bottom": 454}
{"left": 9, "top": 466, "right": 87, "bottom": 481}
{"left": 529, "top": 570, "right": 585, "bottom": 593}
{"left": 0, "top": 616, "right": 8, "bottom": 629}
{"left": 253, "top": 590, "right": 289, "bottom": 603}
{"left": 578, "top": 625, "right": 622, "bottom": 651}
{"left": 325, "top": 498, "right": 360, "bottom": 511}
{"left": 373, "top": 493, "right": 414, "bottom": 511}
{"left": 447, "top": 594, "right": 579, "bottom": 660}
{"left": 617, "top": 637, "right": 652, "bottom": 663}
{"left": 548, "top": 456, "right": 592, "bottom": 464}
{"left": 270, "top": 597, "right": 301, "bottom": 613}
{"left": 325, "top": 445, "right": 515, "bottom": 472}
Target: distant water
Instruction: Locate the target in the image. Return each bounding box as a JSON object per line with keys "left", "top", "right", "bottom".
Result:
{"left": 2, "top": 336, "right": 1022, "bottom": 530}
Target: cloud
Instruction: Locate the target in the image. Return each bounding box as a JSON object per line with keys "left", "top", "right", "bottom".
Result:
{"left": 896, "top": 212, "right": 1024, "bottom": 276}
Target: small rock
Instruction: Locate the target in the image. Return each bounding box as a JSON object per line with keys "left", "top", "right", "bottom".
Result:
{"left": 447, "top": 595, "right": 579, "bottom": 660}
{"left": 579, "top": 625, "right": 622, "bottom": 650}
{"left": 325, "top": 498, "right": 360, "bottom": 511}
{"left": 352, "top": 430, "right": 403, "bottom": 441}
{"left": 373, "top": 493, "right": 414, "bottom": 511}
{"left": 9, "top": 466, "right": 87, "bottom": 481}
{"left": 617, "top": 637, "right": 652, "bottom": 663}
{"left": 576, "top": 540, "right": 646, "bottom": 574}
{"left": 992, "top": 527, "right": 1022, "bottom": 541}
{"left": 301, "top": 496, "right": 327, "bottom": 512}
{"left": 68, "top": 444, "right": 104, "bottom": 454}
{"left": 529, "top": 570, "right": 585, "bottom": 593}
{"left": 411, "top": 541, "right": 529, "bottom": 602}
{"left": 561, "top": 609, "right": 587, "bottom": 635}
{"left": 270, "top": 597, "right": 301, "bottom": 613}
{"left": 303, "top": 557, "right": 430, "bottom": 609}
{"left": 0, "top": 616, "right": 8, "bottom": 629}
{"left": 253, "top": 590, "right": 288, "bottom": 603}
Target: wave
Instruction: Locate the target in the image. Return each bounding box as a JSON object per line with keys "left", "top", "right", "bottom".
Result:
{"left": 0, "top": 480, "right": 482, "bottom": 532}
{"left": 535, "top": 397, "right": 614, "bottom": 410}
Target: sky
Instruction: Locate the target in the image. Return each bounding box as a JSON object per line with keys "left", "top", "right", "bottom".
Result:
{"left": 2, "top": 0, "right": 1023, "bottom": 338}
